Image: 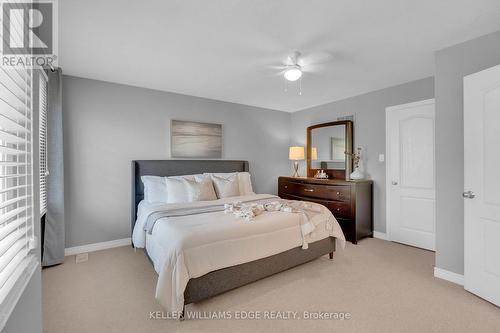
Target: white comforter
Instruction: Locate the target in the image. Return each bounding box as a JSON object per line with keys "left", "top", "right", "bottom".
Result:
{"left": 132, "top": 194, "right": 345, "bottom": 313}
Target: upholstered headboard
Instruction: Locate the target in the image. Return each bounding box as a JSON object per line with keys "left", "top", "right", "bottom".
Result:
{"left": 131, "top": 160, "right": 249, "bottom": 241}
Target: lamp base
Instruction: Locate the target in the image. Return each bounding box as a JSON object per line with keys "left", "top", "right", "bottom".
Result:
{"left": 292, "top": 161, "right": 300, "bottom": 177}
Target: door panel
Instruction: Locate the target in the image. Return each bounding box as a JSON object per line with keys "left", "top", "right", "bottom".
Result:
{"left": 483, "top": 88, "right": 500, "bottom": 205}
{"left": 400, "top": 117, "right": 434, "bottom": 189}
{"left": 386, "top": 99, "right": 435, "bottom": 250}
{"left": 400, "top": 197, "right": 435, "bottom": 233}
{"left": 464, "top": 64, "right": 500, "bottom": 306}
{"left": 483, "top": 219, "right": 500, "bottom": 277}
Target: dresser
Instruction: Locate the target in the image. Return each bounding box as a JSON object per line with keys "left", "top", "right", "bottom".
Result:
{"left": 278, "top": 176, "right": 373, "bottom": 244}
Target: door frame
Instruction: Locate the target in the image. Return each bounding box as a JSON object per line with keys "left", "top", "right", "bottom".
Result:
{"left": 385, "top": 98, "right": 436, "bottom": 243}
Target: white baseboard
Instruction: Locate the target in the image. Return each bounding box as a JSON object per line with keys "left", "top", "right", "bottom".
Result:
{"left": 373, "top": 231, "right": 388, "bottom": 240}
{"left": 434, "top": 267, "right": 464, "bottom": 286}
{"left": 65, "top": 238, "right": 131, "bottom": 256}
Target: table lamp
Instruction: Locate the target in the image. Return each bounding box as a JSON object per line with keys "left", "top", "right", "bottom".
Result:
{"left": 289, "top": 146, "right": 305, "bottom": 177}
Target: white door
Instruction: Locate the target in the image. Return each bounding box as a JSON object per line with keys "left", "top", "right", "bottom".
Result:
{"left": 464, "top": 64, "right": 500, "bottom": 306}
{"left": 386, "top": 99, "right": 436, "bottom": 250}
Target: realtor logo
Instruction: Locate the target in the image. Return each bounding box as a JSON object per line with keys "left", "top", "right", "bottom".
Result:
{"left": 1, "top": 1, "right": 58, "bottom": 68}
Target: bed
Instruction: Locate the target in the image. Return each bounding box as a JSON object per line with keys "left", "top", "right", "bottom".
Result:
{"left": 131, "top": 160, "right": 345, "bottom": 318}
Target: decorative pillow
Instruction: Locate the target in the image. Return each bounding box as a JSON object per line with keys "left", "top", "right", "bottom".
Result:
{"left": 206, "top": 172, "right": 254, "bottom": 196}
{"left": 141, "top": 176, "right": 167, "bottom": 203}
{"left": 165, "top": 174, "right": 212, "bottom": 203}
{"left": 210, "top": 173, "right": 240, "bottom": 198}
{"left": 237, "top": 172, "right": 254, "bottom": 195}
{"left": 184, "top": 178, "right": 217, "bottom": 202}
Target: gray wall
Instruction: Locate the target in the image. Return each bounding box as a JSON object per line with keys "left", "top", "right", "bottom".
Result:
{"left": 290, "top": 77, "right": 435, "bottom": 233}
{"left": 435, "top": 30, "right": 500, "bottom": 275}
{"left": 62, "top": 76, "right": 291, "bottom": 247}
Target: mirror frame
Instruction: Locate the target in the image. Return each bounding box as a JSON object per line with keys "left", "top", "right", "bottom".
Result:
{"left": 306, "top": 120, "right": 353, "bottom": 180}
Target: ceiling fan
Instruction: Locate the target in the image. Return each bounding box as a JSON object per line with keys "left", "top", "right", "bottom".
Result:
{"left": 275, "top": 51, "right": 334, "bottom": 79}
{"left": 274, "top": 50, "right": 334, "bottom": 94}
{"left": 282, "top": 51, "right": 303, "bottom": 82}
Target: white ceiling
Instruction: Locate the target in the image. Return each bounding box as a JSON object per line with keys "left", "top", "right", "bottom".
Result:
{"left": 60, "top": 0, "right": 500, "bottom": 112}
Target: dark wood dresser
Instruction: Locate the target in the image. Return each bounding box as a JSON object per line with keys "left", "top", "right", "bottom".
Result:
{"left": 278, "top": 176, "right": 373, "bottom": 244}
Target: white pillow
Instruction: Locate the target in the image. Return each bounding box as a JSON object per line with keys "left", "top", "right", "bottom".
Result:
{"left": 165, "top": 174, "right": 210, "bottom": 203}
{"left": 184, "top": 178, "right": 217, "bottom": 202}
{"left": 141, "top": 176, "right": 167, "bottom": 203}
{"left": 237, "top": 172, "right": 254, "bottom": 195}
{"left": 165, "top": 177, "right": 189, "bottom": 203}
{"left": 210, "top": 173, "right": 240, "bottom": 198}
{"left": 206, "top": 172, "right": 254, "bottom": 196}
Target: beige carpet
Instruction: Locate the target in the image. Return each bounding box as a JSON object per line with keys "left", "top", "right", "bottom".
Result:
{"left": 43, "top": 238, "right": 500, "bottom": 333}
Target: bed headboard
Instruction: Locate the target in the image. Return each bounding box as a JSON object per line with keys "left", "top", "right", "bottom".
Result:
{"left": 131, "top": 160, "right": 249, "bottom": 241}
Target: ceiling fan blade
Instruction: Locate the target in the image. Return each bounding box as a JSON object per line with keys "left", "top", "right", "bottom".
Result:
{"left": 269, "top": 64, "right": 287, "bottom": 70}
{"left": 300, "top": 51, "right": 335, "bottom": 66}
{"left": 301, "top": 62, "right": 328, "bottom": 73}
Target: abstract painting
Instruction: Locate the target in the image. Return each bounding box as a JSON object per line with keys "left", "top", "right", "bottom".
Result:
{"left": 171, "top": 120, "right": 223, "bottom": 158}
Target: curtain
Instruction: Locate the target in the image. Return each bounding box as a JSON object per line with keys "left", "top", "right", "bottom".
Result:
{"left": 42, "top": 68, "right": 65, "bottom": 266}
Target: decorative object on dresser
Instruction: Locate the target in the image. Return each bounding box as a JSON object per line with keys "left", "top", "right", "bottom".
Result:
{"left": 278, "top": 176, "right": 373, "bottom": 244}
{"left": 307, "top": 120, "right": 353, "bottom": 181}
{"left": 348, "top": 147, "right": 364, "bottom": 180}
{"left": 288, "top": 146, "right": 305, "bottom": 177}
{"left": 171, "top": 120, "right": 223, "bottom": 158}
{"left": 314, "top": 169, "right": 329, "bottom": 179}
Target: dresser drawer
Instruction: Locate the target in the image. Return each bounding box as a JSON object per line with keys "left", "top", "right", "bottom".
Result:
{"left": 329, "top": 201, "right": 352, "bottom": 219}
{"left": 279, "top": 193, "right": 352, "bottom": 219}
{"left": 279, "top": 180, "right": 350, "bottom": 202}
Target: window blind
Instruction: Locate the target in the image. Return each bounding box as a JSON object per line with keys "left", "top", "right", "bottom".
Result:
{"left": 0, "top": 19, "right": 38, "bottom": 325}
{"left": 39, "top": 74, "right": 48, "bottom": 215}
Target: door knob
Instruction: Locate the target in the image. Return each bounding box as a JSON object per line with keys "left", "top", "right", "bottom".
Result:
{"left": 462, "top": 191, "right": 475, "bottom": 199}
{"left": 392, "top": 181, "right": 398, "bottom": 185}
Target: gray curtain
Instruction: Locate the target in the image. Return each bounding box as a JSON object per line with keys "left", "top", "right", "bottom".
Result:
{"left": 42, "top": 68, "right": 65, "bottom": 266}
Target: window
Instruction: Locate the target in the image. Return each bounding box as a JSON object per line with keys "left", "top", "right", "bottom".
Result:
{"left": 39, "top": 74, "right": 48, "bottom": 215}
{"left": 0, "top": 65, "right": 38, "bottom": 324}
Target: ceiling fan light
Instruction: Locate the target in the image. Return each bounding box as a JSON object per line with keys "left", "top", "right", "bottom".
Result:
{"left": 284, "top": 66, "right": 302, "bottom": 81}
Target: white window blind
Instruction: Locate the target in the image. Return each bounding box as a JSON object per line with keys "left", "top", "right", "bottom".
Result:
{"left": 0, "top": 12, "right": 38, "bottom": 326}
{"left": 39, "top": 74, "right": 48, "bottom": 215}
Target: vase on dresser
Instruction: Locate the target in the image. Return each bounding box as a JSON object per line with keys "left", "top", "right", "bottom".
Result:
{"left": 349, "top": 147, "right": 364, "bottom": 180}
{"left": 350, "top": 167, "right": 364, "bottom": 180}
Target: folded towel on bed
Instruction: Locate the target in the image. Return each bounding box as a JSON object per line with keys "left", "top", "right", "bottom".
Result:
{"left": 222, "top": 199, "right": 328, "bottom": 250}
{"left": 224, "top": 202, "right": 265, "bottom": 220}
{"left": 224, "top": 200, "right": 299, "bottom": 221}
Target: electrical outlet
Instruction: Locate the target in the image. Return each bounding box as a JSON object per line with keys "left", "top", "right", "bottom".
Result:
{"left": 378, "top": 154, "right": 385, "bottom": 162}
{"left": 75, "top": 253, "right": 88, "bottom": 264}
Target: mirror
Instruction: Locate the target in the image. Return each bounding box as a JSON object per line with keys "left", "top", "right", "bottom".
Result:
{"left": 306, "top": 120, "right": 353, "bottom": 180}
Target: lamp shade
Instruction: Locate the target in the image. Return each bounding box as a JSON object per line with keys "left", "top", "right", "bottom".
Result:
{"left": 311, "top": 147, "right": 318, "bottom": 160}
{"left": 289, "top": 146, "right": 305, "bottom": 160}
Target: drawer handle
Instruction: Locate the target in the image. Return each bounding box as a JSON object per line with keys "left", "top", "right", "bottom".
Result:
{"left": 284, "top": 185, "right": 288, "bottom": 189}
{"left": 336, "top": 192, "right": 340, "bottom": 195}
{"left": 304, "top": 189, "right": 314, "bottom": 192}
{"left": 336, "top": 208, "right": 341, "bottom": 211}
